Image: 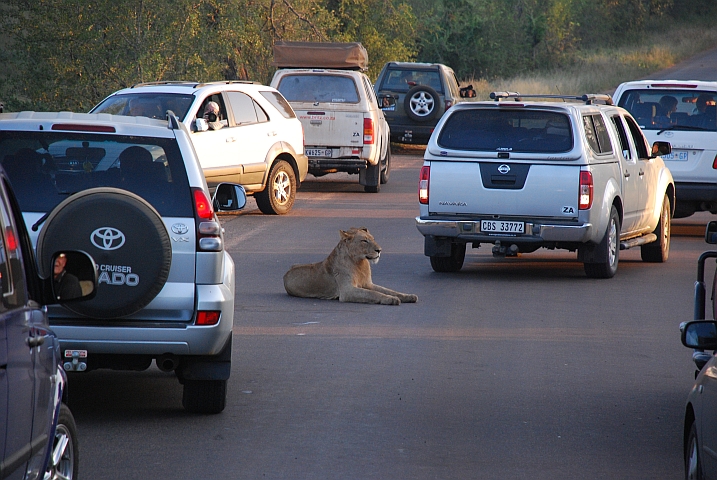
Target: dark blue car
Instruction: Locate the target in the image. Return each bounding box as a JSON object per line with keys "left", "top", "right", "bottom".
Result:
{"left": 0, "top": 166, "right": 97, "bottom": 480}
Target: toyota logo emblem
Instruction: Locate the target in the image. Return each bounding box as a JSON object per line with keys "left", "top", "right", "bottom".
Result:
{"left": 498, "top": 164, "right": 511, "bottom": 174}
{"left": 171, "top": 223, "right": 189, "bottom": 234}
{"left": 91, "top": 227, "right": 126, "bottom": 251}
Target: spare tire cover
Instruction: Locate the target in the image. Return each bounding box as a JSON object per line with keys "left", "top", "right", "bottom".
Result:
{"left": 37, "top": 187, "right": 172, "bottom": 318}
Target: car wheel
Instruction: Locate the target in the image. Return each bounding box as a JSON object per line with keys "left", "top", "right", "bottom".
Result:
{"left": 641, "top": 193, "right": 671, "bottom": 262}
{"left": 36, "top": 188, "right": 172, "bottom": 318}
{"left": 686, "top": 422, "right": 703, "bottom": 480}
{"left": 404, "top": 85, "right": 439, "bottom": 122}
{"left": 45, "top": 403, "right": 79, "bottom": 480}
{"left": 182, "top": 379, "right": 227, "bottom": 414}
{"left": 430, "top": 242, "right": 466, "bottom": 272}
{"left": 255, "top": 160, "right": 296, "bottom": 215}
{"left": 584, "top": 206, "right": 620, "bottom": 278}
{"left": 380, "top": 144, "right": 391, "bottom": 184}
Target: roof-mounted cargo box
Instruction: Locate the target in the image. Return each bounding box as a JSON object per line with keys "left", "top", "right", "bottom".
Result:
{"left": 272, "top": 41, "right": 368, "bottom": 71}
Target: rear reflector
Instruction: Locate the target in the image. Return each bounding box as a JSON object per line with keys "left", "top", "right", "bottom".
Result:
{"left": 196, "top": 311, "right": 220, "bottom": 326}
{"left": 51, "top": 124, "right": 116, "bottom": 133}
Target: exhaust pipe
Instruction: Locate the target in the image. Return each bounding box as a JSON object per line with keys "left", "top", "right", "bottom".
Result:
{"left": 157, "top": 354, "right": 179, "bottom": 372}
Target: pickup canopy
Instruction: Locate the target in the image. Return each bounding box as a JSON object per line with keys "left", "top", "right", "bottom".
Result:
{"left": 272, "top": 41, "right": 368, "bottom": 71}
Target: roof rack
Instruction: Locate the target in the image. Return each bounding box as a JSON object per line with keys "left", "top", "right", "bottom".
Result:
{"left": 131, "top": 80, "right": 261, "bottom": 89}
{"left": 489, "top": 92, "right": 614, "bottom": 106}
{"left": 194, "top": 80, "right": 262, "bottom": 87}
{"left": 131, "top": 81, "right": 198, "bottom": 88}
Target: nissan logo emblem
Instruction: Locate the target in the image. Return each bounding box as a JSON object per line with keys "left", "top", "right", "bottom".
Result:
{"left": 498, "top": 164, "right": 511, "bottom": 174}
{"left": 90, "top": 227, "right": 126, "bottom": 251}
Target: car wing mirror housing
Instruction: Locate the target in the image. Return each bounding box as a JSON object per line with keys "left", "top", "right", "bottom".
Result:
{"left": 651, "top": 141, "right": 672, "bottom": 157}
{"left": 212, "top": 183, "right": 247, "bottom": 212}
{"left": 45, "top": 251, "right": 98, "bottom": 304}
{"left": 706, "top": 221, "right": 717, "bottom": 244}
{"left": 681, "top": 320, "right": 717, "bottom": 349}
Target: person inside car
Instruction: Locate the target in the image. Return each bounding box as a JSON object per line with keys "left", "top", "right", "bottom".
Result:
{"left": 203, "top": 101, "right": 225, "bottom": 130}
{"left": 53, "top": 253, "right": 82, "bottom": 301}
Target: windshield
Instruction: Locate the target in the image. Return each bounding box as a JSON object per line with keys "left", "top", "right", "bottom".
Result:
{"left": 0, "top": 131, "right": 192, "bottom": 216}
{"left": 617, "top": 88, "right": 717, "bottom": 131}
{"left": 91, "top": 93, "right": 196, "bottom": 121}
{"left": 437, "top": 109, "right": 574, "bottom": 153}
{"left": 276, "top": 74, "right": 359, "bottom": 103}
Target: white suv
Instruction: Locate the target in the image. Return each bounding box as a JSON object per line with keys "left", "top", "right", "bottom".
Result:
{"left": 614, "top": 80, "right": 717, "bottom": 218}
{"left": 0, "top": 111, "right": 247, "bottom": 413}
{"left": 91, "top": 81, "right": 308, "bottom": 214}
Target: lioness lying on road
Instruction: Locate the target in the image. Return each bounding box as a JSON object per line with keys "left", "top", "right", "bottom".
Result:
{"left": 283, "top": 227, "right": 418, "bottom": 305}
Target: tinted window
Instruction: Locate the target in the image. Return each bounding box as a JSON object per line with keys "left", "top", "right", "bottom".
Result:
{"left": 437, "top": 109, "right": 573, "bottom": 153}
{"left": 618, "top": 88, "right": 717, "bottom": 131}
{"left": 260, "top": 91, "right": 296, "bottom": 119}
{"left": 277, "top": 74, "right": 359, "bottom": 103}
{"left": 92, "top": 93, "right": 195, "bottom": 121}
{"left": 0, "top": 132, "right": 193, "bottom": 217}
{"left": 582, "top": 114, "right": 613, "bottom": 155}
{"left": 226, "top": 91, "right": 259, "bottom": 125}
{"left": 380, "top": 69, "right": 443, "bottom": 93}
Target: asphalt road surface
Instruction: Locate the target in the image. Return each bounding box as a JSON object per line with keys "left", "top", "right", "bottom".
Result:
{"left": 66, "top": 148, "right": 712, "bottom": 479}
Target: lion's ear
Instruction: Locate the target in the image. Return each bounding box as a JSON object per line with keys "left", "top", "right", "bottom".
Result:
{"left": 340, "top": 229, "right": 351, "bottom": 239}
{"left": 359, "top": 227, "right": 368, "bottom": 232}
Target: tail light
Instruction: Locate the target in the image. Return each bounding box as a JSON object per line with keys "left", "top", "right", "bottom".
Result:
{"left": 579, "top": 171, "right": 593, "bottom": 210}
{"left": 192, "top": 188, "right": 223, "bottom": 251}
{"left": 196, "top": 311, "right": 221, "bottom": 326}
{"left": 419, "top": 166, "right": 430, "bottom": 204}
{"left": 363, "top": 118, "right": 374, "bottom": 144}
{"left": 445, "top": 100, "right": 454, "bottom": 111}
{"left": 712, "top": 154, "right": 717, "bottom": 169}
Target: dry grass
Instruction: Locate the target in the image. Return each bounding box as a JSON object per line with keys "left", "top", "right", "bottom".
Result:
{"left": 465, "top": 24, "right": 717, "bottom": 99}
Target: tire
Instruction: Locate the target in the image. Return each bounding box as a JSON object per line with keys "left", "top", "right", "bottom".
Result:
{"left": 686, "top": 422, "right": 703, "bottom": 480}
{"left": 404, "top": 85, "right": 439, "bottom": 122}
{"left": 430, "top": 242, "right": 466, "bottom": 272}
{"left": 45, "top": 403, "right": 79, "bottom": 480}
{"left": 584, "top": 206, "right": 620, "bottom": 279}
{"left": 182, "top": 379, "right": 227, "bottom": 414}
{"left": 641, "top": 193, "right": 671, "bottom": 262}
{"left": 380, "top": 144, "right": 391, "bottom": 184}
{"left": 255, "top": 160, "right": 296, "bottom": 215}
{"left": 36, "top": 188, "right": 172, "bottom": 318}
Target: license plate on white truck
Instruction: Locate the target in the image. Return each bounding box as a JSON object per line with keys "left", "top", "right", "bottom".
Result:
{"left": 481, "top": 220, "right": 525, "bottom": 234}
{"left": 306, "top": 148, "right": 332, "bottom": 157}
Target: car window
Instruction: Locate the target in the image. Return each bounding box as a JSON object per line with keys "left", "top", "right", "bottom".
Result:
{"left": 437, "top": 109, "right": 573, "bottom": 153}
{"left": 617, "top": 88, "right": 717, "bottom": 131}
{"left": 0, "top": 132, "right": 193, "bottom": 217}
{"left": 623, "top": 115, "right": 651, "bottom": 159}
{"left": 92, "top": 93, "right": 195, "bottom": 121}
{"left": 276, "top": 74, "right": 360, "bottom": 103}
{"left": 610, "top": 115, "right": 633, "bottom": 160}
{"left": 260, "top": 91, "right": 296, "bottom": 119}
{"left": 582, "top": 114, "right": 613, "bottom": 155}
{"left": 381, "top": 69, "right": 444, "bottom": 94}
{"left": 226, "top": 91, "right": 260, "bottom": 125}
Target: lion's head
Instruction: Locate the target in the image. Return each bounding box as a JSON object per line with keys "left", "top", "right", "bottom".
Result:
{"left": 340, "top": 227, "right": 381, "bottom": 264}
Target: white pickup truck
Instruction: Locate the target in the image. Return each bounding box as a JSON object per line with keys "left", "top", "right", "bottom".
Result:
{"left": 415, "top": 93, "right": 675, "bottom": 278}
{"left": 270, "top": 41, "right": 391, "bottom": 192}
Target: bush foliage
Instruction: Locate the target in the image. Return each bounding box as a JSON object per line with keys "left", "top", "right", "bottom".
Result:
{"left": 0, "top": 0, "right": 713, "bottom": 111}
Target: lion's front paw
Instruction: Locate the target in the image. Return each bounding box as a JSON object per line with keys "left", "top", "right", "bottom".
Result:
{"left": 381, "top": 296, "right": 401, "bottom": 305}
{"left": 401, "top": 294, "right": 418, "bottom": 303}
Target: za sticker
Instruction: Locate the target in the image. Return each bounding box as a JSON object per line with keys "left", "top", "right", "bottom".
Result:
{"left": 562, "top": 206, "right": 575, "bottom": 215}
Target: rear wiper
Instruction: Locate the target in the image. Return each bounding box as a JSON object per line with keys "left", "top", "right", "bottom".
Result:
{"left": 32, "top": 211, "right": 50, "bottom": 231}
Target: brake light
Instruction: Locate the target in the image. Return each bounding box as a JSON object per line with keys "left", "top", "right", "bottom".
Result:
{"left": 650, "top": 83, "right": 697, "bottom": 89}
{"left": 363, "top": 118, "right": 374, "bottom": 144}
{"left": 192, "top": 187, "right": 223, "bottom": 252}
{"left": 51, "top": 124, "right": 116, "bottom": 132}
{"left": 419, "top": 166, "right": 430, "bottom": 204}
{"left": 712, "top": 154, "right": 717, "bottom": 169}
{"left": 196, "top": 311, "right": 221, "bottom": 326}
{"left": 4, "top": 227, "right": 17, "bottom": 252}
{"left": 579, "top": 171, "right": 593, "bottom": 210}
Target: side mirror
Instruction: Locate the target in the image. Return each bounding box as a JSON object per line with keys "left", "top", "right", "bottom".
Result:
{"left": 706, "top": 221, "right": 717, "bottom": 244}
{"left": 682, "top": 320, "right": 717, "bottom": 349}
{"left": 460, "top": 85, "right": 476, "bottom": 98}
{"left": 651, "top": 141, "right": 672, "bottom": 157}
{"left": 49, "top": 251, "right": 97, "bottom": 303}
{"left": 379, "top": 95, "right": 396, "bottom": 110}
{"left": 213, "top": 183, "right": 247, "bottom": 211}
{"left": 195, "top": 118, "right": 209, "bottom": 132}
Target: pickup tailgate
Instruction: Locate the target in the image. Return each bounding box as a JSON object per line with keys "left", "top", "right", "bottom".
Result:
{"left": 428, "top": 161, "right": 580, "bottom": 218}
{"left": 294, "top": 105, "right": 363, "bottom": 149}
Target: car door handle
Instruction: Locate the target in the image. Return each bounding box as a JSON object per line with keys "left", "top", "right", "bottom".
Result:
{"left": 624, "top": 171, "right": 630, "bottom": 178}
{"left": 25, "top": 335, "right": 46, "bottom": 348}
{"left": 639, "top": 170, "right": 645, "bottom": 176}
{"left": 268, "top": 131, "right": 278, "bottom": 136}
{"left": 226, "top": 137, "right": 236, "bottom": 143}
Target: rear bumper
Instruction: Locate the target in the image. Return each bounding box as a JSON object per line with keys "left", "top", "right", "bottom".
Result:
{"left": 415, "top": 217, "right": 593, "bottom": 243}
{"left": 675, "top": 182, "right": 717, "bottom": 202}
{"left": 387, "top": 122, "right": 436, "bottom": 143}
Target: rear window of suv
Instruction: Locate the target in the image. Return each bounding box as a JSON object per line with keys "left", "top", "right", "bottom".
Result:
{"left": 276, "top": 74, "right": 359, "bottom": 103}
{"left": 380, "top": 69, "right": 444, "bottom": 93}
{"left": 617, "top": 89, "right": 717, "bottom": 131}
{"left": 437, "top": 109, "right": 573, "bottom": 153}
{"left": 0, "top": 132, "right": 193, "bottom": 217}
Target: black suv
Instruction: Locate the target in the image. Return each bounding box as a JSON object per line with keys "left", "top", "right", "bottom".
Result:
{"left": 374, "top": 62, "right": 475, "bottom": 144}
